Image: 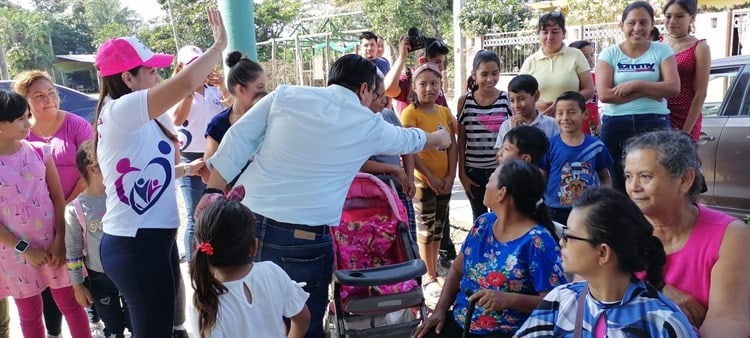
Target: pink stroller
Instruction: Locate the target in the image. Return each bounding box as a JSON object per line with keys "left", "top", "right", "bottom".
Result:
{"left": 329, "top": 173, "right": 427, "bottom": 337}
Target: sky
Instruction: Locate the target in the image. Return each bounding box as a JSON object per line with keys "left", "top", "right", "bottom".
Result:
{"left": 10, "top": 0, "right": 164, "bottom": 21}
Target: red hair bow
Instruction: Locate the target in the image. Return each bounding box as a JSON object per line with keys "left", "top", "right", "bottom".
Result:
{"left": 196, "top": 242, "right": 214, "bottom": 256}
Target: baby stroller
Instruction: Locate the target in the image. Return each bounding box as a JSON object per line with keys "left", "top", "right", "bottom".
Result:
{"left": 328, "top": 173, "right": 428, "bottom": 338}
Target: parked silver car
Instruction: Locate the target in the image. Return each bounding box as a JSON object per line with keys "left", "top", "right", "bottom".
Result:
{"left": 698, "top": 55, "right": 750, "bottom": 218}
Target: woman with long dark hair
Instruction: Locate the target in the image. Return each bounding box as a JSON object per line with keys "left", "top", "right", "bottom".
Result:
{"left": 92, "top": 9, "right": 225, "bottom": 337}
{"left": 515, "top": 187, "right": 695, "bottom": 337}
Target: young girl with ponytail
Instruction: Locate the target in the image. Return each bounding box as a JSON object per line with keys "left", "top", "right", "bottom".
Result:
{"left": 188, "top": 186, "right": 310, "bottom": 338}
{"left": 515, "top": 187, "right": 696, "bottom": 337}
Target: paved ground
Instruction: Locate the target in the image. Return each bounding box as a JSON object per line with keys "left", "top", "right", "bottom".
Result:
{"left": 5, "top": 179, "right": 474, "bottom": 337}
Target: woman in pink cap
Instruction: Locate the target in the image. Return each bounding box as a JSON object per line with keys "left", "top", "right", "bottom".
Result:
{"left": 92, "top": 8, "right": 226, "bottom": 337}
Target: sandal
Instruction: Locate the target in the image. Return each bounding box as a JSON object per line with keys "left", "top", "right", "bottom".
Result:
{"left": 422, "top": 278, "right": 443, "bottom": 299}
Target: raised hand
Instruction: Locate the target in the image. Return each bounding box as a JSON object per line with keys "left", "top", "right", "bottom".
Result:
{"left": 206, "top": 8, "right": 227, "bottom": 52}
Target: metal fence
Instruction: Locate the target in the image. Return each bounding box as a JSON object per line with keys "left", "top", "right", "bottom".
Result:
{"left": 480, "top": 22, "right": 650, "bottom": 73}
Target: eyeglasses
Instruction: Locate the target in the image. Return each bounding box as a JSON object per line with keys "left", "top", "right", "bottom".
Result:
{"left": 561, "top": 226, "right": 597, "bottom": 245}
{"left": 372, "top": 91, "right": 385, "bottom": 102}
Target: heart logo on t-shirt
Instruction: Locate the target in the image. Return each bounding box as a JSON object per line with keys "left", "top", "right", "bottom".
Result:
{"left": 476, "top": 114, "right": 507, "bottom": 133}
{"left": 178, "top": 120, "right": 192, "bottom": 151}
{"left": 114, "top": 141, "right": 173, "bottom": 215}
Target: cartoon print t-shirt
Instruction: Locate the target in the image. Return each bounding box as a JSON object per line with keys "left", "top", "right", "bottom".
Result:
{"left": 97, "top": 90, "right": 180, "bottom": 237}
{"left": 541, "top": 134, "right": 614, "bottom": 209}
{"left": 452, "top": 212, "right": 566, "bottom": 335}
{"left": 598, "top": 42, "right": 674, "bottom": 116}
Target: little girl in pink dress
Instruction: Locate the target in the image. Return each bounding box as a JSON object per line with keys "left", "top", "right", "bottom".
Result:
{"left": 0, "top": 90, "right": 90, "bottom": 338}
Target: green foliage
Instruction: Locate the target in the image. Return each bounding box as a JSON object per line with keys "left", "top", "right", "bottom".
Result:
{"left": 255, "top": 0, "right": 303, "bottom": 42}
{"left": 362, "top": 0, "right": 452, "bottom": 46}
{"left": 82, "top": 0, "right": 141, "bottom": 45}
{"left": 459, "top": 0, "right": 533, "bottom": 36}
{"left": 156, "top": 0, "right": 215, "bottom": 49}
{"left": 0, "top": 8, "right": 53, "bottom": 76}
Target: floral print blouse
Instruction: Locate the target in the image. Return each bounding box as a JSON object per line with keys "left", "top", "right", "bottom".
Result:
{"left": 452, "top": 212, "right": 566, "bottom": 335}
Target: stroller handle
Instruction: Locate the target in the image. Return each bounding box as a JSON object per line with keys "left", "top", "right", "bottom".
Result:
{"left": 332, "top": 259, "right": 426, "bottom": 287}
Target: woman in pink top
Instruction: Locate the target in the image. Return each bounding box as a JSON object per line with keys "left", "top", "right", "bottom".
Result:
{"left": 13, "top": 70, "right": 94, "bottom": 202}
{"left": 623, "top": 130, "right": 750, "bottom": 337}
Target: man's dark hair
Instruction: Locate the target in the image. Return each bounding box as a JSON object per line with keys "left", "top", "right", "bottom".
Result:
{"left": 328, "top": 54, "right": 377, "bottom": 92}
{"left": 503, "top": 125, "right": 549, "bottom": 165}
{"left": 359, "top": 31, "right": 378, "bottom": 41}
{"left": 508, "top": 74, "right": 539, "bottom": 95}
{"left": 425, "top": 39, "right": 450, "bottom": 59}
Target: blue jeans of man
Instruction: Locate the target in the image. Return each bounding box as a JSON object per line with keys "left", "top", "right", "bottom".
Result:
{"left": 180, "top": 152, "right": 206, "bottom": 259}
{"left": 254, "top": 214, "right": 333, "bottom": 338}
{"left": 87, "top": 270, "right": 130, "bottom": 337}
{"left": 600, "top": 114, "right": 670, "bottom": 192}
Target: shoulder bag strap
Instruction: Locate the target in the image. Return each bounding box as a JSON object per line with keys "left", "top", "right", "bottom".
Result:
{"left": 574, "top": 284, "right": 589, "bottom": 338}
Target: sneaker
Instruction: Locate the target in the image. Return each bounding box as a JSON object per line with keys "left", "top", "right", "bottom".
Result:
{"left": 91, "top": 321, "right": 105, "bottom": 338}
{"left": 172, "top": 329, "right": 189, "bottom": 338}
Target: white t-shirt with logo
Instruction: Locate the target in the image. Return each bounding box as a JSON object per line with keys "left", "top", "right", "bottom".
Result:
{"left": 169, "top": 85, "right": 224, "bottom": 153}
{"left": 97, "top": 90, "right": 180, "bottom": 237}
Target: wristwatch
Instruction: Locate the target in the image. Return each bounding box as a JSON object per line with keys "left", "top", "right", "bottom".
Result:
{"left": 14, "top": 240, "right": 29, "bottom": 254}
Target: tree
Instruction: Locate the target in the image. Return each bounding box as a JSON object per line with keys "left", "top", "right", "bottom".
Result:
{"left": 0, "top": 8, "right": 54, "bottom": 76}
{"left": 565, "top": 0, "right": 667, "bottom": 25}
{"left": 362, "top": 0, "right": 452, "bottom": 46}
{"left": 81, "top": 0, "right": 141, "bottom": 45}
{"left": 459, "top": 0, "right": 533, "bottom": 36}
{"left": 255, "top": 0, "right": 303, "bottom": 43}
{"left": 156, "top": 0, "right": 214, "bottom": 49}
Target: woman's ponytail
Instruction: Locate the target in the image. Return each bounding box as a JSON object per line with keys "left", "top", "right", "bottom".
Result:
{"left": 643, "top": 235, "right": 666, "bottom": 290}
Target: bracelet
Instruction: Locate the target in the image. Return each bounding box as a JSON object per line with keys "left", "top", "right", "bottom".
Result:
{"left": 203, "top": 188, "right": 224, "bottom": 195}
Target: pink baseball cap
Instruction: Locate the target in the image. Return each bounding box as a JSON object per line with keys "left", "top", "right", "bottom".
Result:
{"left": 177, "top": 45, "right": 203, "bottom": 66}
{"left": 95, "top": 37, "right": 174, "bottom": 77}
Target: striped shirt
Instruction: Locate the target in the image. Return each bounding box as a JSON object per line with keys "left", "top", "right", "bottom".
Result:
{"left": 458, "top": 91, "right": 511, "bottom": 169}
{"left": 515, "top": 280, "right": 697, "bottom": 338}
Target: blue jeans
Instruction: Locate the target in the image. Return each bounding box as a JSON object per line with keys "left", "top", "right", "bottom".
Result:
{"left": 101, "top": 229, "right": 180, "bottom": 338}
{"left": 180, "top": 152, "right": 206, "bottom": 259}
{"left": 254, "top": 214, "right": 333, "bottom": 338}
{"left": 87, "top": 270, "right": 130, "bottom": 337}
{"left": 600, "top": 114, "right": 670, "bottom": 192}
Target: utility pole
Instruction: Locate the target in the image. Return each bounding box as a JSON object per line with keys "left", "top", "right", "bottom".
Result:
{"left": 165, "top": 0, "right": 180, "bottom": 52}
{"left": 453, "top": 0, "right": 466, "bottom": 100}
{"left": 0, "top": 44, "right": 9, "bottom": 80}
{"left": 218, "top": 0, "right": 257, "bottom": 61}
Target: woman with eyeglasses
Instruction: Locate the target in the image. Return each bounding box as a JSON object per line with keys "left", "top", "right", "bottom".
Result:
{"left": 12, "top": 70, "right": 94, "bottom": 338}
{"left": 415, "top": 159, "right": 565, "bottom": 338}
{"left": 515, "top": 187, "right": 696, "bottom": 338}
{"left": 520, "top": 11, "right": 595, "bottom": 117}
{"left": 360, "top": 72, "right": 417, "bottom": 239}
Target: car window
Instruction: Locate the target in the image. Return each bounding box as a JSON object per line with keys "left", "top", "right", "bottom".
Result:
{"left": 703, "top": 66, "right": 741, "bottom": 117}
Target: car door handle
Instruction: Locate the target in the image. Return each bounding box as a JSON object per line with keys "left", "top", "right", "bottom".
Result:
{"left": 699, "top": 133, "right": 716, "bottom": 142}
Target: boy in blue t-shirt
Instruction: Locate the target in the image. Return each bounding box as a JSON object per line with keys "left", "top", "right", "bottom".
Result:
{"left": 540, "top": 91, "right": 613, "bottom": 225}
